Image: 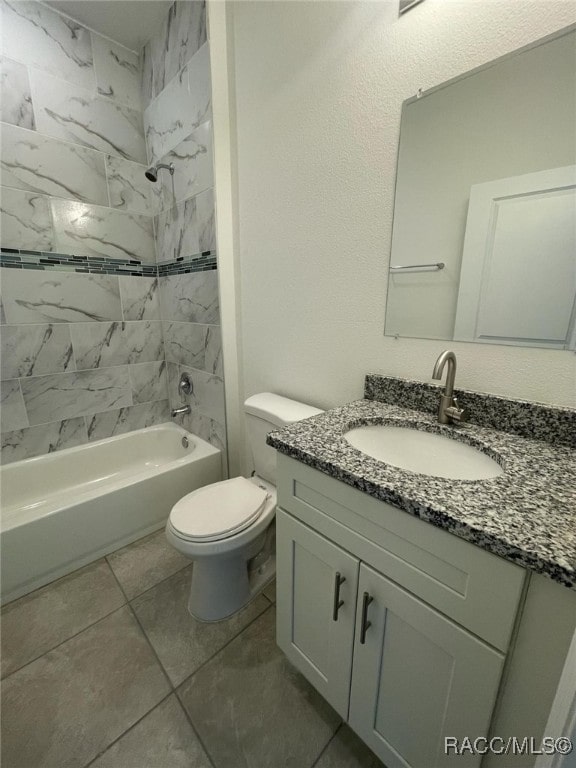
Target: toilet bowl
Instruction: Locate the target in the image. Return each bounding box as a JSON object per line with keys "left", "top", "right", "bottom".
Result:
{"left": 166, "top": 476, "right": 277, "bottom": 621}
{"left": 166, "top": 393, "right": 323, "bottom": 622}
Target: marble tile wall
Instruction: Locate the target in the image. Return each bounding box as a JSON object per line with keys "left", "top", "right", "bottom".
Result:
{"left": 0, "top": 0, "right": 157, "bottom": 259}
{"left": 0, "top": 272, "right": 169, "bottom": 463}
{"left": 0, "top": 0, "right": 168, "bottom": 461}
{"left": 155, "top": 189, "right": 215, "bottom": 263}
{"left": 143, "top": 46, "right": 211, "bottom": 166}
{"left": 160, "top": 263, "right": 224, "bottom": 457}
{"left": 154, "top": 123, "right": 213, "bottom": 210}
{"left": 0, "top": 56, "right": 35, "bottom": 130}
{"left": 140, "top": 0, "right": 207, "bottom": 112}
{"left": 141, "top": 1, "right": 214, "bottom": 264}
{"left": 51, "top": 200, "right": 156, "bottom": 263}
{"left": 142, "top": 1, "right": 226, "bottom": 460}
{"left": 1, "top": 0, "right": 225, "bottom": 464}
{"left": 30, "top": 70, "right": 146, "bottom": 163}
{"left": 0, "top": 1, "right": 94, "bottom": 89}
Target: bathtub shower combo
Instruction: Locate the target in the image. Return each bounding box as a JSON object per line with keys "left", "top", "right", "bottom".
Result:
{"left": 1, "top": 391, "right": 322, "bottom": 615}
{"left": 0, "top": 423, "right": 221, "bottom": 604}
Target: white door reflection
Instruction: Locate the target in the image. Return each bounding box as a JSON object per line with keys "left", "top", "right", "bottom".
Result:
{"left": 454, "top": 166, "right": 576, "bottom": 349}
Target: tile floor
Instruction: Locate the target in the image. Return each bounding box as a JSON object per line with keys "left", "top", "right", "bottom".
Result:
{"left": 1, "top": 530, "right": 384, "bottom": 768}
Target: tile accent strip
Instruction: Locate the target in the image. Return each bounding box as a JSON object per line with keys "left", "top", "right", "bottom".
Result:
{"left": 0, "top": 248, "right": 217, "bottom": 277}
{"left": 364, "top": 374, "right": 576, "bottom": 448}
{"left": 157, "top": 252, "right": 217, "bottom": 276}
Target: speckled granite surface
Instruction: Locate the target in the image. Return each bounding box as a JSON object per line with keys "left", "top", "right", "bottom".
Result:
{"left": 365, "top": 374, "right": 576, "bottom": 448}
{"left": 267, "top": 394, "right": 576, "bottom": 590}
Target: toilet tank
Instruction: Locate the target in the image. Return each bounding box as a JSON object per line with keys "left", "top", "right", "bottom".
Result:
{"left": 244, "top": 393, "right": 323, "bottom": 484}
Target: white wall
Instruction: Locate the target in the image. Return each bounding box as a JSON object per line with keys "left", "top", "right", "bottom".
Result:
{"left": 214, "top": 0, "right": 576, "bottom": 470}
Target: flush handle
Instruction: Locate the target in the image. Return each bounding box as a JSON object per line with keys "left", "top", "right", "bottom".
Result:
{"left": 360, "top": 591, "right": 373, "bottom": 644}
{"left": 332, "top": 572, "right": 346, "bottom": 621}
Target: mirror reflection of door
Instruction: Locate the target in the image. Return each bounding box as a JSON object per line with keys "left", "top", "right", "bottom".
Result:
{"left": 454, "top": 166, "right": 576, "bottom": 349}
{"left": 384, "top": 27, "right": 576, "bottom": 349}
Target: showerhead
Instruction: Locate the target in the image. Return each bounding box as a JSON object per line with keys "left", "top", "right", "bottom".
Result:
{"left": 144, "top": 162, "right": 174, "bottom": 183}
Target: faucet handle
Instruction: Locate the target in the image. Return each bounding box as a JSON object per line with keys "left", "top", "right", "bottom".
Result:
{"left": 178, "top": 372, "right": 193, "bottom": 400}
{"left": 446, "top": 398, "right": 468, "bottom": 423}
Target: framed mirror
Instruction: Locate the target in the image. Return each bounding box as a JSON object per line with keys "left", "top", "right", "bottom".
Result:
{"left": 384, "top": 27, "right": 576, "bottom": 350}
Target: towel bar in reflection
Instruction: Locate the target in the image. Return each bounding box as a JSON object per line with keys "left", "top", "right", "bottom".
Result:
{"left": 390, "top": 262, "right": 445, "bottom": 273}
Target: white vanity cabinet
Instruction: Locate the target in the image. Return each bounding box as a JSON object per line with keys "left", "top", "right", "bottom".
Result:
{"left": 276, "top": 512, "right": 360, "bottom": 717}
{"left": 349, "top": 563, "right": 504, "bottom": 768}
{"left": 275, "top": 454, "right": 528, "bottom": 768}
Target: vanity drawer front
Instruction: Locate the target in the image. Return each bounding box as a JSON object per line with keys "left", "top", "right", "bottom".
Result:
{"left": 277, "top": 454, "right": 526, "bottom": 651}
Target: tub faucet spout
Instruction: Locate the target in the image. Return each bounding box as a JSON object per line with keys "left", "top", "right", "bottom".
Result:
{"left": 171, "top": 405, "right": 191, "bottom": 417}
{"left": 431, "top": 350, "right": 467, "bottom": 425}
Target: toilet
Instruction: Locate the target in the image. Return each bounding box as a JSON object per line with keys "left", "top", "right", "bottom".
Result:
{"left": 166, "top": 393, "right": 323, "bottom": 621}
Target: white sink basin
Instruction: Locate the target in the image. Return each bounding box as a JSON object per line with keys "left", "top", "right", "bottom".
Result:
{"left": 344, "top": 425, "right": 503, "bottom": 480}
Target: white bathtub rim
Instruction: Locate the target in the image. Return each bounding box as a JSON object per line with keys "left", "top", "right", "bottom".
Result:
{"left": 2, "top": 457, "right": 203, "bottom": 532}
{"left": 1, "top": 422, "right": 221, "bottom": 533}
{"left": 2, "top": 421, "right": 210, "bottom": 473}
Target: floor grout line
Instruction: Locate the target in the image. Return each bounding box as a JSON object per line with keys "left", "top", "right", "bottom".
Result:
{"left": 174, "top": 692, "right": 219, "bottom": 768}
{"left": 121, "top": 577, "right": 274, "bottom": 768}
{"left": 310, "top": 722, "right": 343, "bottom": 768}
{"left": 105, "top": 562, "right": 176, "bottom": 696}
{"left": 2, "top": 531, "right": 264, "bottom": 684}
{"left": 104, "top": 556, "right": 131, "bottom": 603}
{"left": 1, "top": 556, "right": 114, "bottom": 610}
{"left": 1, "top": 602, "right": 127, "bottom": 681}
{"left": 105, "top": 552, "right": 176, "bottom": 691}
{"left": 81, "top": 690, "right": 175, "bottom": 768}
{"left": 106, "top": 554, "right": 192, "bottom": 604}
{"left": 125, "top": 599, "right": 175, "bottom": 690}
{"left": 263, "top": 590, "right": 276, "bottom": 606}
{"left": 174, "top": 602, "right": 274, "bottom": 694}
{"left": 100, "top": 565, "right": 193, "bottom": 765}
{"left": 3, "top": 549, "right": 215, "bottom": 766}
{"left": 171, "top": 604, "right": 277, "bottom": 768}
{"left": 3, "top": 532, "right": 293, "bottom": 768}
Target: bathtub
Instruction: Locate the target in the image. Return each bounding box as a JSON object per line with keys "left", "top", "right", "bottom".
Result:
{"left": 0, "top": 422, "right": 222, "bottom": 604}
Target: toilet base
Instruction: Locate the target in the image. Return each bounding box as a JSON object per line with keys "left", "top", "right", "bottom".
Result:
{"left": 187, "top": 553, "right": 276, "bottom": 622}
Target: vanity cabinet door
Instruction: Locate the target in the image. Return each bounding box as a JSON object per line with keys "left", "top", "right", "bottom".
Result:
{"left": 349, "top": 564, "right": 505, "bottom": 768}
{"left": 276, "top": 509, "right": 359, "bottom": 719}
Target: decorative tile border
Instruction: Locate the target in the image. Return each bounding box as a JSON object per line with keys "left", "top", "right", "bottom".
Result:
{"left": 0, "top": 248, "right": 216, "bottom": 278}
{"left": 157, "top": 251, "right": 217, "bottom": 276}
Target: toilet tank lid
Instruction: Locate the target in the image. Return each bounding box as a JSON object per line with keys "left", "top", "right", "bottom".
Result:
{"left": 244, "top": 392, "right": 323, "bottom": 427}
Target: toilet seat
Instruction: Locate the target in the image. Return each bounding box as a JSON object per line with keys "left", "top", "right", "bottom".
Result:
{"left": 169, "top": 477, "right": 270, "bottom": 543}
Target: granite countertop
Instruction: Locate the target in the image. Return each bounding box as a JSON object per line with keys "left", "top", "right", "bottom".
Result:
{"left": 267, "top": 397, "right": 576, "bottom": 590}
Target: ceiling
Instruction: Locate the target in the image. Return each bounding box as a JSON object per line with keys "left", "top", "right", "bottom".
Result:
{"left": 44, "top": 1, "right": 172, "bottom": 51}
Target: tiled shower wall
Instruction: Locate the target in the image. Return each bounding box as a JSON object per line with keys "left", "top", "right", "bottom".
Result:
{"left": 0, "top": 0, "right": 168, "bottom": 463}
{"left": 0, "top": 0, "right": 225, "bottom": 464}
{"left": 142, "top": 2, "right": 226, "bottom": 456}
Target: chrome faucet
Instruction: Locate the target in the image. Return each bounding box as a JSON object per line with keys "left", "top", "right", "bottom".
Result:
{"left": 171, "top": 372, "right": 193, "bottom": 418}
{"left": 431, "top": 351, "right": 467, "bottom": 425}
{"left": 171, "top": 404, "right": 191, "bottom": 417}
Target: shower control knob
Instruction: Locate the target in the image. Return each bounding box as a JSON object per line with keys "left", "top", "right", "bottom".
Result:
{"left": 178, "top": 372, "right": 193, "bottom": 399}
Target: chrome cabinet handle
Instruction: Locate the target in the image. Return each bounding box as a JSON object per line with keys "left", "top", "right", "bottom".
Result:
{"left": 360, "top": 591, "right": 373, "bottom": 644}
{"left": 332, "top": 572, "right": 346, "bottom": 622}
